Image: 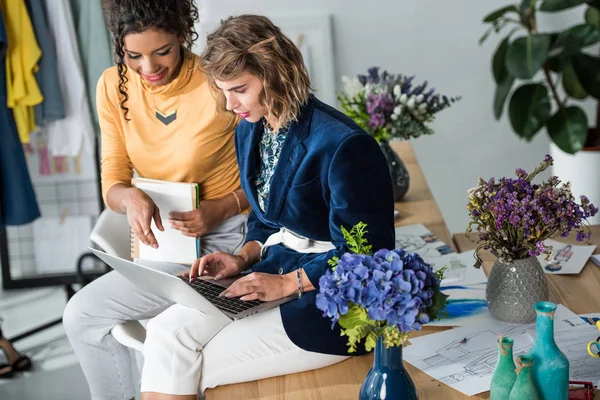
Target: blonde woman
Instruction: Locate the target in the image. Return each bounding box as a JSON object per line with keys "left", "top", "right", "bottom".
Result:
{"left": 140, "top": 15, "right": 395, "bottom": 400}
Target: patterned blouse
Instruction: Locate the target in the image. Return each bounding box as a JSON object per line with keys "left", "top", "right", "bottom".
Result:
{"left": 255, "top": 122, "right": 288, "bottom": 212}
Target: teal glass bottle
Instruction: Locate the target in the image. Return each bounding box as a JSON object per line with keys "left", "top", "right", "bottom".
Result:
{"left": 508, "top": 355, "right": 541, "bottom": 400}
{"left": 490, "top": 336, "right": 517, "bottom": 400}
{"left": 527, "top": 302, "right": 569, "bottom": 400}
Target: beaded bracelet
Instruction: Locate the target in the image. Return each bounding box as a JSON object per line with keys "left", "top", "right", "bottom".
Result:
{"left": 296, "top": 268, "right": 304, "bottom": 299}
{"left": 231, "top": 191, "right": 242, "bottom": 213}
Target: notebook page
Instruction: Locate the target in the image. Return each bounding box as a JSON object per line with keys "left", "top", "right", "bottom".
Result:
{"left": 135, "top": 181, "right": 197, "bottom": 264}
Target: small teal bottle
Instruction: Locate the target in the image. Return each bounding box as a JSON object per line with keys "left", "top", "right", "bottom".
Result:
{"left": 527, "top": 302, "right": 569, "bottom": 400}
{"left": 508, "top": 355, "right": 541, "bottom": 400}
{"left": 490, "top": 336, "right": 517, "bottom": 400}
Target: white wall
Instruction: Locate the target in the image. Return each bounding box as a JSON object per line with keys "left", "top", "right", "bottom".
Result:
{"left": 196, "top": 0, "right": 596, "bottom": 234}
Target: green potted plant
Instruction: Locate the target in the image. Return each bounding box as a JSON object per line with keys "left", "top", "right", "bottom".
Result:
{"left": 481, "top": 0, "right": 600, "bottom": 223}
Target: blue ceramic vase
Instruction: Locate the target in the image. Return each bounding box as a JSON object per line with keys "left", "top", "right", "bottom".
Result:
{"left": 490, "top": 336, "right": 517, "bottom": 400}
{"left": 527, "top": 301, "right": 569, "bottom": 400}
{"left": 359, "top": 337, "right": 418, "bottom": 400}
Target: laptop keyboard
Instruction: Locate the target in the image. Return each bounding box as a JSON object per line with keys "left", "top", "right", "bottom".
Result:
{"left": 184, "top": 278, "right": 263, "bottom": 315}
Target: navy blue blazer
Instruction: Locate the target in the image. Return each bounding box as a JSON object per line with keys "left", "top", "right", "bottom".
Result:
{"left": 235, "top": 95, "right": 395, "bottom": 356}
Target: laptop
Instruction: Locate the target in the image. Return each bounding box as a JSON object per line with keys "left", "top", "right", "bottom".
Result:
{"left": 90, "top": 248, "right": 294, "bottom": 322}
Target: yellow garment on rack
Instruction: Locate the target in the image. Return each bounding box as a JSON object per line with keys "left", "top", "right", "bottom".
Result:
{"left": 0, "top": 0, "right": 44, "bottom": 143}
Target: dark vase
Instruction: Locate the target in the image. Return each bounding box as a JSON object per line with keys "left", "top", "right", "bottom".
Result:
{"left": 359, "top": 337, "right": 418, "bottom": 400}
{"left": 378, "top": 140, "right": 410, "bottom": 201}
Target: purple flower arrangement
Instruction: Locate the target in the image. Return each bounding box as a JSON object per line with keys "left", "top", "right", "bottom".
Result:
{"left": 467, "top": 155, "right": 598, "bottom": 266}
{"left": 338, "top": 67, "right": 461, "bottom": 142}
{"left": 316, "top": 223, "right": 447, "bottom": 352}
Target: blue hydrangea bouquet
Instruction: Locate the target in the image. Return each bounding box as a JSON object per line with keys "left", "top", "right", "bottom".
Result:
{"left": 338, "top": 67, "right": 461, "bottom": 143}
{"left": 316, "top": 223, "right": 448, "bottom": 353}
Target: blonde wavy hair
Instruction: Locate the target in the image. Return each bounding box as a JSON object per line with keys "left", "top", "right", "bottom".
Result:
{"left": 201, "top": 15, "right": 311, "bottom": 132}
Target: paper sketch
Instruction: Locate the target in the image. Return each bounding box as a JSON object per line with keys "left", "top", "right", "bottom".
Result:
{"left": 423, "top": 250, "right": 487, "bottom": 286}
{"left": 536, "top": 239, "right": 597, "bottom": 275}
{"left": 395, "top": 224, "right": 454, "bottom": 258}
{"left": 429, "top": 284, "right": 492, "bottom": 327}
{"left": 404, "top": 305, "right": 600, "bottom": 396}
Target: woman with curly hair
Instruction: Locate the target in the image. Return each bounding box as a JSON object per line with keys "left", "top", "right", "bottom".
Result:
{"left": 62, "top": 2, "right": 249, "bottom": 399}
{"left": 139, "top": 15, "right": 395, "bottom": 400}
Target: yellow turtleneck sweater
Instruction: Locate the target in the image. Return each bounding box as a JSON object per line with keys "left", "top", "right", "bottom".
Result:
{"left": 97, "top": 53, "right": 240, "bottom": 206}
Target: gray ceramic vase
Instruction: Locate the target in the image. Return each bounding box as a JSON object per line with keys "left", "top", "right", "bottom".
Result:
{"left": 486, "top": 257, "right": 549, "bottom": 324}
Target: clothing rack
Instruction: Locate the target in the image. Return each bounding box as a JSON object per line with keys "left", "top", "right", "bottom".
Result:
{"left": 0, "top": 136, "right": 107, "bottom": 342}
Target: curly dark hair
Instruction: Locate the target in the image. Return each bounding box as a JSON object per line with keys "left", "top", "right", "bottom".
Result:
{"left": 102, "top": 0, "right": 199, "bottom": 120}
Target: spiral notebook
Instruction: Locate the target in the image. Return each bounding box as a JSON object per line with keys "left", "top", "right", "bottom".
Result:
{"left": 130, "top": 178, "right": 200, "bottom": 264}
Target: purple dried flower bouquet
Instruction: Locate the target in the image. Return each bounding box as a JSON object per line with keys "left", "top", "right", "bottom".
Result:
{"left": 338, "top": 67, "right": 461, "bottom": 142}
{"left": 467, "top": 155, "right": 598, "bottom": 266}
{"left": 316, "top": 223, "right": 447, "bottom": 352}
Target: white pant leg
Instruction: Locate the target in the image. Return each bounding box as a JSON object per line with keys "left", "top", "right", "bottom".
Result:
{"left": 140, "top": 304, "right": 230, "bottom": 395}
{"left": 200, "top": 307, "right": 348, "bottom": 393}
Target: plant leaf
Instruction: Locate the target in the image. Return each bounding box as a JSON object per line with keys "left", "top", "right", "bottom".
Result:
{"left": 479, "top": 27, "right": 494, "bottom": 45}
{"left": 553, "top": 24, "right": 600, "bottom": 57}
{"left": 540, "top": 0, "right": 585, "bottom": 11}
{"left": 494, "top": 75, "right": 516, "bottom": 119}
{"left": 505, "top": 34, "right": 551, "bottom": 79}
{"left": 484, "top": 5, "right": 520, "bottom": 22}
{"left": 547, "top": 106, "right": 589, "bottom": 153}
{"left": 546, "top": 55, "right": 566, "bottom": 73}
{"left": 508, "top": 83, "right": 552, "bottom": 140}
{"left": 586, "top": 0, "right": 600, "bottom": 10}
{"left": 493, "top": 37, "right": 511, "bottom": 84}
{"left": 572, "top": 53, "right": 600, "bottom": 99}
{"left": 562, "top": 61, "right": 589, "bottom": 99}
{"left": 520, "top": 0, "right": 536, "bottom": 12}
{"left": 586, "top": 6, "right": 600, "bottom": 26}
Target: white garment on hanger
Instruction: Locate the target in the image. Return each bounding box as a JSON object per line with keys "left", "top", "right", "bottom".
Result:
{"left": 43, "top": 0, "right": 94, "bottom": 156}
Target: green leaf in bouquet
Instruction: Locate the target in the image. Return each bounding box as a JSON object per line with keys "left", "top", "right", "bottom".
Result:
{"left": 562, "top": 61, "right": 589, "bottom": 99}
{"left": 508, "top": 83, "right": 552, "bottom": 140}
{"left": 338, "top": 304, "right": 378, "bottom": 353}
{"left": 365, "top": 331, "right": 379, "bottom": 352}
{"left": 338, "top": 303, "right": 377, "bottom": 330}
{"left": 494, "top": 74, "right": 515, "bottom": 119}
{"left": 341, "top": 222, "right": 372, "bottom": 255}
{"left": 572, "top": 53, "right": 600, "bottom": 99}
{"left": 483, "top": 5, "right": 520, "bottom": 23}
{"left": 382, "top": 326, "right": 410, "bottom": 349}
{"left": 540, "top": 0, "right": 585, "bottom": 12}
{"left": 428, "top": 287, "right": 450, "bottom": 321}
{"left": 547, "top": 106, "right": 589, "bottom": 154}
{"left": 327, "top": 256, "right": 339, "bottom": 269}
{"left": 505, "top": 34, "right": 551, "bottom": 79}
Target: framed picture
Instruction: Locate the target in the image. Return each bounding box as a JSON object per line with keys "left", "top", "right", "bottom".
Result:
{"left": 195, "top": 14, "right": 337, "bottom": 105}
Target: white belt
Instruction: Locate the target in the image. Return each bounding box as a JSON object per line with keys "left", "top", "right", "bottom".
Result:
{"left": 260, "top": 227, "right": 335, "bottom": 259}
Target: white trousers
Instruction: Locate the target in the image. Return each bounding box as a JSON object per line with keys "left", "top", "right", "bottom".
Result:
{"left": 141, "top": 304, "right": 348, "bottom": 395}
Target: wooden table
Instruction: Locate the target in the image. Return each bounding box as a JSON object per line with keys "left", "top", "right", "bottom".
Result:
{"left": 206, "top": 142, "right": 600, "bottom": 399}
